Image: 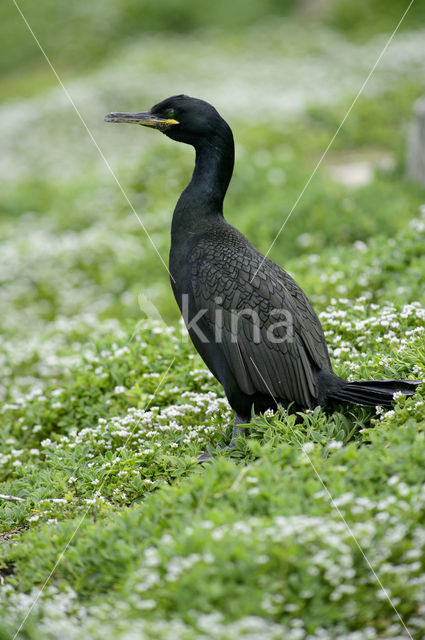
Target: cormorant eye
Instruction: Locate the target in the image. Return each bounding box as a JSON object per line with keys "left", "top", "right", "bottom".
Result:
{"left": 168, "top": 108, "right": 175, "bottom": 118}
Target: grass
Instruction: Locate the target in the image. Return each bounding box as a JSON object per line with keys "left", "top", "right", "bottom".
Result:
{"left": 1, "top": 11, "right": 425, "bottom": 640}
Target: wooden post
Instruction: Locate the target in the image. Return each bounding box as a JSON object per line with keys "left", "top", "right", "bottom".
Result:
{"left": 406, "top": 95, "right": 425, "bottom": 185}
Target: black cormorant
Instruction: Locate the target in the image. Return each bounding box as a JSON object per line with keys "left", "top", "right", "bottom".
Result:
{"left": 105, "top": 95, "right": 420, "bottom": 460}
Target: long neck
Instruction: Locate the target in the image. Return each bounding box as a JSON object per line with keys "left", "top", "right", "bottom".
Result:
{"left": 171, "top": 125, "right": 234, "bottom": 238}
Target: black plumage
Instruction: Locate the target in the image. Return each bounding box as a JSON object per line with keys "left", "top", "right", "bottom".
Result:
{"left": 105, "top": 95, "right": 420, "bottom": 458}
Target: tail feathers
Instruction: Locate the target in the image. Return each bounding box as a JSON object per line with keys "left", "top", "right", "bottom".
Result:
{"left": 329, "top": 379, "right": 421, "bottom": 408}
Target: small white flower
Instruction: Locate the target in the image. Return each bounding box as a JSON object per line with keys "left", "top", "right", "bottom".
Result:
{"left": 302, "top": 442, "right": 314, "bottom": 453}
{"left": 327, "top": 440, "right": 343, "bottom": 450}
{"left": 114, "top": 385, "right": 126, "bottom": 394}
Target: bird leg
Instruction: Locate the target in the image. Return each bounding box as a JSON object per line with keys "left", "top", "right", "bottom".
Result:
{"left": 198, "top": 413, "right": 250, "bottom": 463}
{"left": 228, "top": 413, "right": 250, "bottom": 449}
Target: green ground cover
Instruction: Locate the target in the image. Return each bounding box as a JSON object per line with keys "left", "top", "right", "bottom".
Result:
{"left": 1, "top": 5, "right": 425, "bottom": 639}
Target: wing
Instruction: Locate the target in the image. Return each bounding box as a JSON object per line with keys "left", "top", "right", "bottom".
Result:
{"left": 191, "top": 225, "right": 332, "bottom": 408}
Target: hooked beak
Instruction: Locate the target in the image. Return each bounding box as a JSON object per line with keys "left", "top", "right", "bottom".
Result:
{"left": 104, "top": 111, "right": 179, "bottom": 131}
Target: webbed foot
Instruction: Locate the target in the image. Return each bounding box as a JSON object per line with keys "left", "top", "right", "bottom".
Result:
{"left": 198, "top": 415, "right": 249, "bottom": 463}
{"left": 198, "top": 448, "right": 214, "bottom": 463}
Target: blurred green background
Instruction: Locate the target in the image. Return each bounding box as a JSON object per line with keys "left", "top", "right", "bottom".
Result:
{"left": 2, "top": 0, "right": 425, "bottom": 99}
{"left": 1, "top": 0, "right": 425, "bottom": 334}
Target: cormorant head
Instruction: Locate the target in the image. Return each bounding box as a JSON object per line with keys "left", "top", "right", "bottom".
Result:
{"left": 105, "top": 94, "right": 229, "bottom": 147}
